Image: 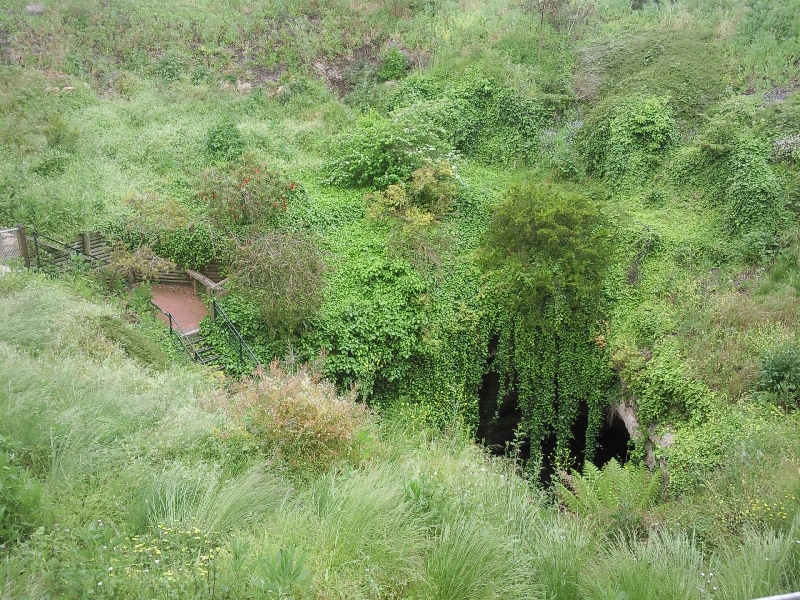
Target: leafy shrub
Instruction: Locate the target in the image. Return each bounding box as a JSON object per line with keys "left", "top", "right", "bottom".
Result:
{"left": 738, "top": 229, "right": 780, "bottom": 265}
{"left": 200, "top": 156, "right": 296, "bottom": 234}
{"left": 394, "top": 73, "right": 549, "bottom": 165}
{"left": 206, "top": 117, "right": 245, "bottom": 161}
{"left": 578, "top": 94, "right": 675, "bottom": 180}
{"left": 757, "top": 343, "right": 800, "bottom": 407}
{"left": 326, "top": 113, "right": 450, "bottom": 188}
{"left": 31, "top": 149, "right": 72, "bottom": 176}
{"left": 221, "top": 365, "right": 371, "bottom": 474}
{"left": 229, "top": 231, "right": 327, "bottom": 334}
{"left": 368, "top": 162, "right": 457, "bottom": 219}
{"left": 670, "top": 100, "right": 782, "bottom": 235}
{"left": 102, "top": 242, "right": 174, "bottom": 288}
{"left": 100, "top": 193, "right": 216, "bottom": 269}
{"left": 190, "top": 65, "right": 213, "bottom": 85}
{"left": 479, "top": 183, "right": 610, "bottom": 316}
{"left": 367, "top": 162, "right": 457, "bottom": 272}
{"left": 378, "top": 47, "right": 410, "bottom": 81}
{"left": 624, "top": 342, "right": 715, "bottom": 426}
{"left": 0, "top": 436, "right": 43, "bottom": 546}
{"left": 311, "top": 227, "right": 428, "bottom": 398}
{"left": 725, "top": 137, "right": 782, "bottom": 234}
{"left": 43, "top": 113, "right": 80, "bottom": 152}
{"left": 156, "top": 52, "right": 186, "bottom": 82}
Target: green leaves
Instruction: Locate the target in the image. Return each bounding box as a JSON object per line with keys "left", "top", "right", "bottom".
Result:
{"left": 579, "top": 95, "right": 675, "bottom": 181}
{"left": 479, "top": 183, "right": 610, "bottom": 321}
{"left": 326, "top": 113, "right": 450, "bottom": 189}
{"left": 0, "top": 438, "right": 43, "bottom": 546}
{"left": 311, "top": 224, "right": 428, "bottom": 399}
{"left": 206, "top": 116, "right": 245, "bottom": 161}
{"left": 478, "top": 183, "right": 613, "bottom": 466}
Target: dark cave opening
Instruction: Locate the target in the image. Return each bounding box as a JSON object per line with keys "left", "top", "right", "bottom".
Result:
{"left": 477, "top": 341, "right": 631, "bottom": 482}
{"left": 476, "top": 335, "right": 530, "bottom": 460}
{"left": 594, "top": 407, "right": 632, "bottom": 467}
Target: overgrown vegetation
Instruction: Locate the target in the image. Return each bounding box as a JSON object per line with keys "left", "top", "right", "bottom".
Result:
{"left": 3, "top": 0, "right": 800, "bottom": 596}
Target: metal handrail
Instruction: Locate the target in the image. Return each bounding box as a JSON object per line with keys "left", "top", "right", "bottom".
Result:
{"left": 753, "top": 593, "right": 800, "bottom": 600}
{"left": 149, "top": 301, "right": 197, "bottom": 360}
{"left": 212, "top": 299, "right": 261, "bottom": 368}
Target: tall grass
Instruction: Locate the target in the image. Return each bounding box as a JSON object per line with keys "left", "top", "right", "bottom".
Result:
{"left": 712, "top": 526, "right": 800, "bottom": 600}
{"left": 581, "top": 530, "right": 705, "bottom": 600}
{"left": 301, "top": 465, "right": 428, "bottom": 597}
{"left": 524, "top": 515, "right": 593, "bottom": 600}
{"left": 127, "top": 465, "right": 289, "bottom": 534}
{"left": 419, "top": 512, "right": 536, "bottom": 600}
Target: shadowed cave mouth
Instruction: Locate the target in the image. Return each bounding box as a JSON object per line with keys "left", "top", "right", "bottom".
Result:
{"left": 476, "top": 336, "right": 630, "bottom": 483}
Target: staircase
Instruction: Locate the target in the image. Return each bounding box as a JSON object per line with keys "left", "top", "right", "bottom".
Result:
{"left": 16, "top": 225, "right": 261, "bottom": 375}
{"left": 185, "top": 331, "right": 220, "bottom": 366}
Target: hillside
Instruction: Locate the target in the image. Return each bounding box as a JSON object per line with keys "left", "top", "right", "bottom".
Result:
{"left": 2, "top": 0, "right": 800, "bottom": 597}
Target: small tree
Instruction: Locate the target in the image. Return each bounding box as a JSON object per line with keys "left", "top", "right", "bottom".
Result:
{"left": 478, "top": 183, "right": 613, "bottom": 470}
{"left": 229, "top": 232, "right": 326, "bottom": 335}
{"left": 479, "top": 183, "right": 609, "bottom": 320}
{"left": 520, "top": 0, "right": 569, "bottom": 62}
{"left": 200, "top": 155, "right": 296, "bottom": 236}
{"left": 123, "top": 192, "right": 192, "bottom": 248}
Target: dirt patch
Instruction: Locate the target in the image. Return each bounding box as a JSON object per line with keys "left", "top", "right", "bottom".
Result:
{"left": 761, "top": 84, "right": 799, "bottom": 107}
{"left": 313, "top": 40, "right": 381, "bottom": 98}
{"left": 151, "top": 284, "right": 207, "bottom": 333}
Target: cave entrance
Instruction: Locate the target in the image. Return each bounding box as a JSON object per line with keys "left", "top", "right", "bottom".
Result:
{"left": 567, "top": 402, "right": 631, "bottom": 470}
{"left": 476, "top": 336, "right": 630, "bottom": 479}
{"left": 476, "top": 336, "right": 529, "bottom": 460}
{"left": 593, "top": 407, "right": 631, "bottom": 466}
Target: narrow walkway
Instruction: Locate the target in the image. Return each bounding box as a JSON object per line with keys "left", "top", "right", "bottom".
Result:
{"left": 150, "top": 284, "right": 207, "bottom": 333}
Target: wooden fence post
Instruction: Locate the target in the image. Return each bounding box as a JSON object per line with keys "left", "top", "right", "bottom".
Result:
{"left": 82, "top": 232, "right": 91, "bottom": 255}
{"left": 16, "top": 224, "right": 30, "bottom": 268}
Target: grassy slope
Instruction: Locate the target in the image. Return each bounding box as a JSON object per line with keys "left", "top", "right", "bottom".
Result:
{"left": 2, "top": 0, "right": 800, "bottom": 596}
{"left": 1, "top": 273, "right": 800, "bottom": 599}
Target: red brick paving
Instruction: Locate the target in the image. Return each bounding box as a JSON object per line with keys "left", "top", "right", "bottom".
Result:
{"left": 150, "top": 284, "right": 207, "bottom": 333}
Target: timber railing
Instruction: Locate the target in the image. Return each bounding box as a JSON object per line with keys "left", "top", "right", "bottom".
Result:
{"left": 30, "top": 230, "right": 109, "bottom": 270}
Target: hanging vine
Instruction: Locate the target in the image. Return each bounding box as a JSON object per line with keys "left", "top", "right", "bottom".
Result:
{"left": 478, "top": 183, "right": 614, "bottom": 471}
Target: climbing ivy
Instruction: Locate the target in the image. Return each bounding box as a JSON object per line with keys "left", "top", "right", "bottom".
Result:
{"left": 308, "top": 222, "right": 429, "bottom": 400}
{"left": 478, "top": 183, "right": 614, "bottom": 470}
{"left": 578, "top": 94, "right": 675, "bottom": 182}
{"left": 669, "top": 98, "right": 783, "bottom": 238}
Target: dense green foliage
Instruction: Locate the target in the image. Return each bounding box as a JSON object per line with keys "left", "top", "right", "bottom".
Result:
{"left": 2, "top": 276, "right": 800, "bottom": 598}
{"left": 4, "top": 0, "right": 800, "bottom": 595}
{"left": 479, "top": 184, "right": 613, "bottom": 464}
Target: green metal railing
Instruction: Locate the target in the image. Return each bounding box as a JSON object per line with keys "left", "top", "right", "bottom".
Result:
{"left": 212, "top": 299, "right": 262, "bottom": 370}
